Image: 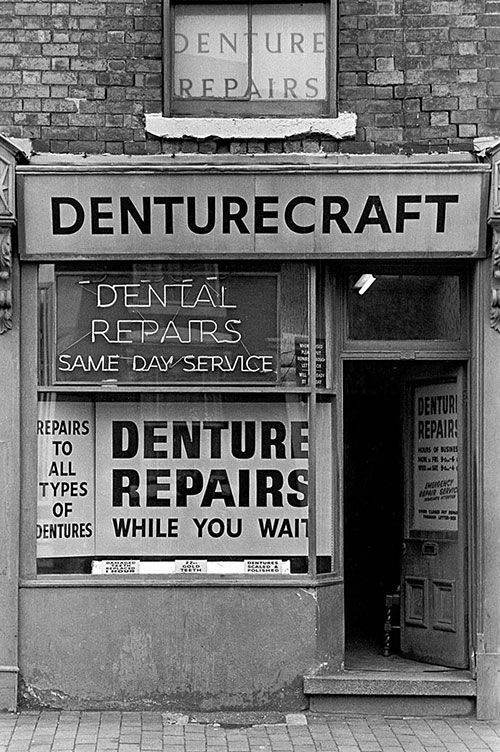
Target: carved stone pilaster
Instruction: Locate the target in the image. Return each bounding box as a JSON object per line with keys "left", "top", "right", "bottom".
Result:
{"left": 0, "top": 152, "right": 12, "bottom": 333}
{"left": 0, "top": 136, "right": 25, "bottom": 336}
{"left": 0, "top": 228, "right": 12, "bottom": 334}
{"left": 481, "top": 147, "right": 500, "bottom": 332}
{"left": 0, "top": 154, "right": 13, "bottom": 218}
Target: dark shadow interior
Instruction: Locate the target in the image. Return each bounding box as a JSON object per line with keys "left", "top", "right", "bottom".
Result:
{"left": 343, "top": 361, "right": 405, "bottom": 655}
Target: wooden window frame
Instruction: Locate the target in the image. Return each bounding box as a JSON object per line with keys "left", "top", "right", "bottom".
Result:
{"left": 340, "top": 264, "right": 471, "bottom": 357}
{"left": 162, "top": 0, "right": 338, "bottom": 118}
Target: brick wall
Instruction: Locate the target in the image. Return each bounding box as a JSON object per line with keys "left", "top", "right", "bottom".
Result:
{"left": 339, "top": 0, "right": 493, "bottom": 153}
{"left": 0, "top": 0, "right": 496, "bottom": 154}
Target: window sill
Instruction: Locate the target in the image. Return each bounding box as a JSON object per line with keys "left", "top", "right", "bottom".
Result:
{"left": 21, "top": 574, "right": 341, "bottom": 588}
{"left": 144, "top": 113, "right": 357, "bottom": 141}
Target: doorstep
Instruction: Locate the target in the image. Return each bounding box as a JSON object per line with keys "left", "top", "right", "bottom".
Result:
{"left": 303, "top": 669, "right": 477, "bottom": 716}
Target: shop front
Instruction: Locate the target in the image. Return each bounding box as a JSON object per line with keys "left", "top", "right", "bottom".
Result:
{"left": 1, "top": 149, "right": 497, "bottom": 714}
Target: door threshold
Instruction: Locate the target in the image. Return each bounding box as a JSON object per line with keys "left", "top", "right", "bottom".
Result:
{"left": 344, "top": 645, "right": 470, "bottom": 675}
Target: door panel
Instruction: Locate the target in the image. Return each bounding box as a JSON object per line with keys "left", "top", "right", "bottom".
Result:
{"left": 401, "top": 367, "right": 468, "bottom": 669}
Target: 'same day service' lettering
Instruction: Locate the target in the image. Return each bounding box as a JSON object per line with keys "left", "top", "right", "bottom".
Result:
{"left": 55, "top": 272, "right": 278, "bottom": 383}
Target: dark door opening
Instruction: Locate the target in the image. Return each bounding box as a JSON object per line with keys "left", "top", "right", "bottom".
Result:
{"left": 344, "top": 361, "right": 404, "bottom": 656}
{"left": 343, "top": 360, "right": 469, "bottom": 669}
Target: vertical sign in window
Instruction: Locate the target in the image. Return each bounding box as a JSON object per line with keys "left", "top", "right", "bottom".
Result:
{"left": 173, "top": 3, "right": 327, "bottom": 103}
{"left": 37, "top": 399, "right": 95, "bottom": 558}
{"left": 413, "top": 382, "right": 459, "bottom": 532}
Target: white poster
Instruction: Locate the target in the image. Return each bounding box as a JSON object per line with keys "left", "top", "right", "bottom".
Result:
{"left": 37, "top": 400, "right": 95, "bottom": 558}
{"left": 413, "top": 382, "right": 459, "bottom": 532}
{"left": 94, "top": 401, "right": 312, "bottom": 557}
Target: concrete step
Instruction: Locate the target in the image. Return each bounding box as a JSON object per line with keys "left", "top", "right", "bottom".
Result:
{"left": 304, "top": 670, "right": 476, "bottom": 716}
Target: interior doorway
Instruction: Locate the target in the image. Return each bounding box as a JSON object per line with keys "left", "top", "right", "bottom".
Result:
{"left": 343, "top": 360, "right": 469, "bottom": 670}
{"left": 344, "top": 361, "right": 404, "bottom": 656}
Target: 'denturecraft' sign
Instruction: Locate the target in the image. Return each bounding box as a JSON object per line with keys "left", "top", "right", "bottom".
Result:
{"left": 18, "top": 167, "right": 489, "bottom": 258}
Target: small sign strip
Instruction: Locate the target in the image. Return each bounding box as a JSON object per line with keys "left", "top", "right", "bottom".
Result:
{"left": 91, "top": 559, "right": 291, "bottom": 574}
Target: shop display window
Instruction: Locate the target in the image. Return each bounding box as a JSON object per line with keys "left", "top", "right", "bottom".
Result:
{"left": 35, "top": 262, "right": 336, "bottom": 578}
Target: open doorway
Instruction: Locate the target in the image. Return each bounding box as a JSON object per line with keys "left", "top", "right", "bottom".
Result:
{"left": 344, "top": 361, "right": 404, "bottom": 658}
{"left": 343, "top": 360, "right": 469, "bottom": 670}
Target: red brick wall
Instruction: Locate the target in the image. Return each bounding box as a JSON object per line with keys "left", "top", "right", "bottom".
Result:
{"left": 0, "top": 0, "right": 495, "bottom": 154}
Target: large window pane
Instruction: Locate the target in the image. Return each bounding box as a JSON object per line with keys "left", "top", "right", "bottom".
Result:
{"left": 36, "top": 262, "right": 334, "bottom": 577}
{"left": 40, "top": 263, "right": 309, "bottom": 388}
{"left": 37, "top": 394, "right": 313, "bottom": 575}
{"left": 173, "top": 3, "right": 327, "bottom": 103}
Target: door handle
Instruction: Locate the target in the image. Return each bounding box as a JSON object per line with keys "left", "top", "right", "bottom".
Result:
{"left": 422, "top": 541, "right": 439, "bottom": 556}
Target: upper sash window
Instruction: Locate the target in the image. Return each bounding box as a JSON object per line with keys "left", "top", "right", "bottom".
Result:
{"left": 164, "top": 1, "right": 336, "bottom": 117}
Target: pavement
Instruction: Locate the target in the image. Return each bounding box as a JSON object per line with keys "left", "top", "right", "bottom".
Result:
{"left": 1, "top": 711, "right": 500, "bottom": 752}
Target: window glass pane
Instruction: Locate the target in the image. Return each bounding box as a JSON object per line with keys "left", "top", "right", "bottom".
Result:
{"left": 36, "top": 262, "right": 327, "bottom": 577}
{"left": 40, "top": 263, "right": 308, "bottom": 388}
{"left": 174, "top": 5, "right": 249, "bottom": 99}
{"left": 347, "top": 275, "right": 461, "bottom": 341}
{"left": 251, "top": 4, "right": 326, "bottom": 102}
{"left": 411, "top": 381, "right": 459, "bottom": 535}
{"left": 172, "top": 3, "right": 327, "bottom": 103}
{"left": 316, "top": 397, "right": 335, "bottom": 573}
{"left": 38, "top": 264, "right": 55, "bottom": 385}
{"left": 37, "top": 393, "right": 311, "bottom": 575}
{"left": 279, "top": 263, "right": 309, "bottom": 386}
{"left": 314, "top": 265, "right": 332, "bottom": 389}
{"left": 52, "top": 265, "right": 280, "bottom": 386}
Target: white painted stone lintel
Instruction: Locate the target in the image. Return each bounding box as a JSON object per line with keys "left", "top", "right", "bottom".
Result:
{"left": 145, "top": 113, "right": 357, "bottom": 140}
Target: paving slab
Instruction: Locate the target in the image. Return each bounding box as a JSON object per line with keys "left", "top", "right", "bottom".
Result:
{"left": 0, "top": 713, "right": 499, "bottom": 752}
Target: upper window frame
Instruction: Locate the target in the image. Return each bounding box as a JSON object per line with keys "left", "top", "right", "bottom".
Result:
{"left": 340, "top": 264, "right": 471, "bottom": 355}
{"left": 162, "top": 0, "right": 338, "bottom": 118}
